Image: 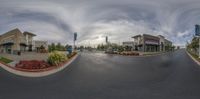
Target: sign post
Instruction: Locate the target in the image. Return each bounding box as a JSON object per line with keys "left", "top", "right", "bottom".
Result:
{"left": 67, "top": 45, "right": 72, "bottom": 55}
{"left": 74, "top": 32, "right": 77, "bottom": 52}
{"left": 106, "top": 36, "right": 108, "bottom": 44}
{"left": 195, "top": 24, "right": 200, "bottom": 58}
{"left": 199, "top": 38, "right": 200, "bottom": 58}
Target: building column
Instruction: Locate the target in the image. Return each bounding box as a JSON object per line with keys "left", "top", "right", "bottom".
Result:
{"left": 26, "top": 35, "right": 29, "bottom": 51}
{"left": 143, "top": 44, "right": 146, "bottom": 52}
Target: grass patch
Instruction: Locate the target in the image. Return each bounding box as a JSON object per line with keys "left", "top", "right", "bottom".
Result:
{"left": 0, "top": 56, "right": 13, "bottom": 64}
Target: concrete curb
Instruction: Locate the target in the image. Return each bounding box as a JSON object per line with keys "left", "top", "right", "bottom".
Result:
{"left": 186, "top": 50, "right": 200, "bottom": 66}
{"left": 0, "top": 54, "right": 78, "bottom": 77}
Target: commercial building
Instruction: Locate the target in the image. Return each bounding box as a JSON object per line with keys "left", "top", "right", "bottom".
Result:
{"left": 34, "top": 40, "right": 48, "bottom": 52}
{"left": 158, "top": 35, "right": 173, "bottom": 52}
{"left": 132, "top": 34, "right": 172, "bottom": 52}
{"left": 122, "top": 41, "right": 135, "bottom": 51}
{"left": 0, "top": 28, "right": 48, "bottom": 54}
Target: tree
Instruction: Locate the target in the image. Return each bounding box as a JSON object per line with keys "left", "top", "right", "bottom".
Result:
{"left": 118, "top": 46, "right": 124, "bottom": 52}
{"left": 40, "top": 45, "right": 45, "bottom": 50}
{"left": 187, "top": 36, "right": 200, "bottom": 55}
{"left": 97, "top": 44, "right": 101, "bottom": 50}
{"left": 52, "top": 43, "right": 56, "bottom": 51}
{"left": 48, "top": 43, "right": 56, "bottom": 52}
{"left": 80, "top": 46, "right": 84, "bottom": 49}
{"left": 65, "top": 44, "right": 71, "bottom": 50}
{"left": 56, "top": 42, "right": 62, "bottom": 51}
{"left": 190, "top": 37, "right": 199, "bottom": 49}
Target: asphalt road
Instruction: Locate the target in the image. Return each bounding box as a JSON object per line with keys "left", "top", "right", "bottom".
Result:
{"left": 1, "top": 49, "right": 200, "bottom": 99}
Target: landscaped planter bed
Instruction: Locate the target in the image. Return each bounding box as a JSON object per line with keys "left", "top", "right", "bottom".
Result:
{"left": 0, "top": 53, "right": 78, "bottom": 77}
{"left": 120, "top": 52, "right": 140, "bottom": 56}
{"left": 12, "top": 52, "right": 78, "bottom": 72}
{"left": 106, "top": 51, "right": 140, "bottom": 56}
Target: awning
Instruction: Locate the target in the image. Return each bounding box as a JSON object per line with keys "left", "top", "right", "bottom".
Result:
{"left": 20, "top": 43, "right": 27, "bottom": 46}
{"left": 1, "top": 42, "right": 14, "bottom": 46}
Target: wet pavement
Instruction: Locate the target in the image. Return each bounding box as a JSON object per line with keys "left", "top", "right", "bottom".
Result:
{"left": 0, "top": 49, "right": 200, "bottom": 99}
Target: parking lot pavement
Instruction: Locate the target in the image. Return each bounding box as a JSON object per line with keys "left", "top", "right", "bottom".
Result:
{"left": 1, "top": 49, "right": 200, "bottom": 99}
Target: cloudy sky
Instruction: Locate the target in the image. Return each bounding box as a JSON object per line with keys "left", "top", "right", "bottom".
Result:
{"left": 0, "top": 0, "right": 199, "bottom": 46}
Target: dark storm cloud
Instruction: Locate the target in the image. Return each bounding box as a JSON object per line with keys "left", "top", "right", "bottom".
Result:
{"left": 0, "top": 0, "right": 200, "bottom": 46}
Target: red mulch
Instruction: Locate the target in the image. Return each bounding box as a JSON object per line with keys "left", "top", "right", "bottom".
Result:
{"left": 14, "top": 53, "right": 77, "bottom": 72}
{"left": 15, "top": 60, "right": 52, "bottom": 70}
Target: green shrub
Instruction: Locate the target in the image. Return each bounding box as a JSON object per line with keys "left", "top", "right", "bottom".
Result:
{"left": 47, "top": 51, "right": 68, "bottom": 66}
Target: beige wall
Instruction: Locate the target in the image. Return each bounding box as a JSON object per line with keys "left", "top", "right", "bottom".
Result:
{"left": 0, "top": 29, "right": 23, "bottom": 53}
{"left": 0, "top": 29, "right": 28, "bottom": 53}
